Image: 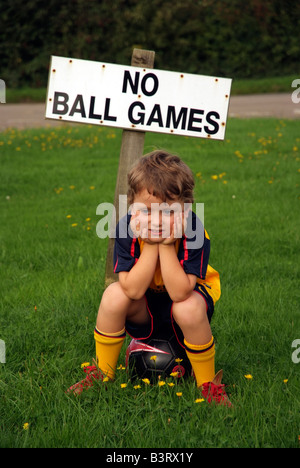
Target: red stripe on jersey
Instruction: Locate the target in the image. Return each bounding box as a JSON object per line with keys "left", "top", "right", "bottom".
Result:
{"left": 130, "top": 237, "right": 137, "bottom": 257}
{"left": 113, "top": 256, "right": 118, "bottom": 273}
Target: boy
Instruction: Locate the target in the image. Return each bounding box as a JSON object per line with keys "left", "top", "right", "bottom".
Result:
{"left": 68, "top": 150, "right": 231, "bottom": 406}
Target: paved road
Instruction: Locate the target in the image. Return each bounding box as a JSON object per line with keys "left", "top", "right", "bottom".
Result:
{"left": 0, "top": 93, "right": 299, "bottom": 131}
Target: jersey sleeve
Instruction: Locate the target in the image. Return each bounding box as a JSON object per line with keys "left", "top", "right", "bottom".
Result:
{"left": 113, "top": 215, "right": 140, "bottom": 273}
{"left": 178, "top": 211, "right": 210, "bottom": 279}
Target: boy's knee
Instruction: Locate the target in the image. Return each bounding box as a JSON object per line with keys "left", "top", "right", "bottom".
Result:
{"left": 172, "top": 292, "right": 207, "bottom": 328}
{"left": 100, "top": 282, "right": 130, "bottom": 309}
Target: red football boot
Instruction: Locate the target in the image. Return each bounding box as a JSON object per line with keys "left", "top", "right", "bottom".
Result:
{"left": 201, "top": 370, "right": 232, "bottom": 407}
{"left": 66, "top": 365, "right": 104, "bottom": 395}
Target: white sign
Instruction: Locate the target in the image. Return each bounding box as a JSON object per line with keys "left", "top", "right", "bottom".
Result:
{"left": 46, "top": 56, "right": 232, "bottom": 140}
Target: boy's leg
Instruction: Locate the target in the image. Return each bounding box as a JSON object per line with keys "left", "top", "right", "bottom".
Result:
{"left": 95, "top": 281, "right": 148, "bottom": 379}
{"left": 172, "top": 292, "right": 215, "bottom": 386}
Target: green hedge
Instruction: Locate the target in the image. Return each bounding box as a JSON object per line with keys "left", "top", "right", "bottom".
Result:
{"left": 1, "top": 0, "right": 300, "bottom": 88}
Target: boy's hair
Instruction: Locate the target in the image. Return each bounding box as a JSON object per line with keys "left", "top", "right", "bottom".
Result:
{"left": 127, "top": 150, "right": 195, "bottom": 205}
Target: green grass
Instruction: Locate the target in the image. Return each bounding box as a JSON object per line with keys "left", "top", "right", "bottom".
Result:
{"left": 0, "top": 120, "right": 299, "bottom": 448}
{"left": 5, "top": 75, "right": 298, "bottom": 103}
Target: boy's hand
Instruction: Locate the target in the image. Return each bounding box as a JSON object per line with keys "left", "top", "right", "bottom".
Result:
{"left": 130, "top": 211, "right": 147, "bottom": 239}
{"left": 161, "top": 212, "right": 185, "bottom": 245}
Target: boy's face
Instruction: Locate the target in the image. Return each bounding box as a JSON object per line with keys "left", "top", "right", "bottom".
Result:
{"left": 130, "top": 189, "right": 190, "bottom": 243}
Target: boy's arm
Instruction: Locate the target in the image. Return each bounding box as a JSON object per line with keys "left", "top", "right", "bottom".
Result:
{"left": 159, "top": 243, "right": 197, "bottom": 302}
{"left": 119, "top": 242, "right": 159, "bottom": 300}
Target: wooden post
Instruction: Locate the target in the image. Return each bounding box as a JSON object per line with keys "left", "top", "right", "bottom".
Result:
{"left": 104, "top": 48, "right": 155, "bottom": 287}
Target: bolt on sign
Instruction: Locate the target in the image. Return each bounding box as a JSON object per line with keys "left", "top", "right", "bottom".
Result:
{"left": 46, "top": 56, "right": 232, "bottom": 140}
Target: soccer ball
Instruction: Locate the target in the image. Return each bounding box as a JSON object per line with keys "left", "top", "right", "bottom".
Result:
{"left": 126, "top": 335, "right": 192, "bottom": 382}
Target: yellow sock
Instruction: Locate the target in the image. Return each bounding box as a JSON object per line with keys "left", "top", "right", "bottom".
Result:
{"left": 94, "top": 327, "right": 126, "bottom": 380}
{"left": 184, "top": 336, "right": 215, "bottom": 387}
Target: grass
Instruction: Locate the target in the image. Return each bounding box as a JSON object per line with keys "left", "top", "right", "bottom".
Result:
{"left": 5, "top": 75, "right": 298, "bottom": 103}
{"left": 0, "top": 119, "right": 299, "bottom": 448}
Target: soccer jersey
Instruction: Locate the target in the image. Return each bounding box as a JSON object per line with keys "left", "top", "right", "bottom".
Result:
{"left": 113, "top": 211, "right": 221, "bottom": 305}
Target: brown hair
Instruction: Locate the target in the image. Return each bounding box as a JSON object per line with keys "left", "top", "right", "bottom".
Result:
{"left": 127, "top": 150, "right": 194, "bottom": 205}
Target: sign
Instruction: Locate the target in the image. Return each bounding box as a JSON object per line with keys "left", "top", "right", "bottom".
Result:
{"left": 46, "top": 56, "right": 232, "bottom": 140}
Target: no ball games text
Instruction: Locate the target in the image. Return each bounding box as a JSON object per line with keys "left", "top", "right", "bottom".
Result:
{"left": 46, "top": 56, "right": 231, "bottom": 140}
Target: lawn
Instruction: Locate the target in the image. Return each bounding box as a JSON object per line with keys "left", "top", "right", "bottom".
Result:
{"left": 0, "top": 118, "right": 299, "bottom": 448}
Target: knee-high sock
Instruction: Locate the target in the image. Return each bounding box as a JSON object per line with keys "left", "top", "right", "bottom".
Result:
{"left": 94, "top": 327, "right": 126, "bottom": 379}
{"left": 184, "top": 336, "right": 215, "bottom": 387}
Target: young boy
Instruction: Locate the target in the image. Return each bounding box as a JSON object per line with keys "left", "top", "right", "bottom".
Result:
{"left": 68, "top": 150, "right": 231, "bottom": 406}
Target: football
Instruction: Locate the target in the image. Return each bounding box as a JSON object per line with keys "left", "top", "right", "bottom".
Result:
{"left": 126, "top": 335, "right": 192, "bottom": 382}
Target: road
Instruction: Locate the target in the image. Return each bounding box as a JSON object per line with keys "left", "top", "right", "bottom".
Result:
{"left": 0, "top": 93, "right": 299, "bottom": 131}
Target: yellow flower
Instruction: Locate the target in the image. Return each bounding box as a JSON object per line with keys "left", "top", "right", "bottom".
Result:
{"left": 23, "top": 423, "right": 29, "bottom": 430}
{"left": 81, "top": 362, "right": 90, "bottom": 368}
{"left": 142, "top": 378, "right": 150, "bottom": 385}
{"left": 117, "top": 364, "right": 126, "bottom": 370}
{"left": 170, "top": 371, "right": 179, "bottom": 377}
{"left": 167, "top": 382, "right": 175, "bottom": 387}
{"left": 283, "top": 379, "right": 288, "bottom": 384}
{"left": 211, "top": 175, "right": 218, "bottom": 180}
{"left": 175, "top": 358, "right": 183, "bottom": 363}
{"left": 134, "top": 385, "right": 141, "bottom": 389}
{"left": 150, "top": 355, "right": 157, "bottom": 362}
{"left": 158, "top": 381, "right": 166, "bottom": 387}
{"left": 86, "top": 217, "right": 91, "bottom": 222}
{"left": 71, "top": 223, "right": 78, "bottom": 227}
{"left": 244, "top": 374, "right": 253, "bottom": 380}
{"left": 195, "top": 398, "right": 205, "bottom": 403}
{"left": 90, "top": 186, "right": 95, "bottom": 190}
{"left": 69, "top": 185, "right": 75, "bottom": 190}
{"left": 120, "top": 383, "right": 127, "bottom": 388}
{"left": 176, "top": 392, "right": 182, "bottom": 397}
{"left": 103, "top": 377, "right": 110, "bottom": 382}
{"left": 66, "top": 214, "right": 72, "bottom": 218}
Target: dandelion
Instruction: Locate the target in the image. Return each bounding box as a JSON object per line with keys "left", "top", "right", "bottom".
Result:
{"left": 69, "top": 185, "right": 75, "bottom": 190}
{"left": 158, "top": 381, "right": 166, "bottom": 387}
{"left": 244, "top": 374, "right": 253, "bottom": 380}
{"left": 103, "top": 377, "right": 110, "bottom": 382}
{"left": 81, "top": 362, "right": 90, "bottom": 368}
{"left": 23, "top": 423, "right": 29, "bottom": 430}
{"left": 150, "top": 355, "right": 157, "bottom": 362}
{"left": 134, "top": 385, "right": 141, "bottom": 389}
{"left": 195, "top": 398, "right": 205, "bottom": 403}
{"left": 89, "top": 186, "right": 95, "bottom": 190}
{"left": 142, "top": 378, "right": 150, "bottom": 385}
{"left": 86, "top": 217, "right": 91, "bottom": 222}
{"left": 175, "top": 358, "right": 183, "bottom": 363}
{"left": 66, "top": 215, "right": 72, "bottom": 219}
{"left": 117, "top": 365, "right": 126, "bottom": 370}
{"left": 120, "top": 383, "right": 127, "bottom": 389}
{"left": 170, "top": 371, "right": 179, "bottom": 377}
{"left": 211, "top": 175, "right": 218, "bottom": 180}
{"left": 71, "top": 223, "right": 78, "bottom": 227}
{"left": 167, "top": 382, "right": 175, "bottom": 387}
{"left": 283, "top": 379, "right": 288, "bottom": 384}
{"left": 176, "top": 392, "right": 182, "bottom": 397}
